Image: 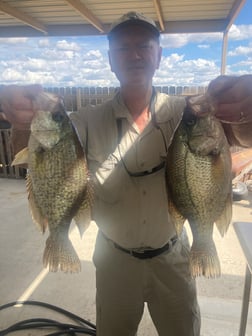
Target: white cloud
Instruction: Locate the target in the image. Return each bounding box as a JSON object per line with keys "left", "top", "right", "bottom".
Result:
{"left": 198, "top": 44, "right": 210, "bottom": 49}
{"left": 1, "top": 67, "right": 55, "bottom": 84}
{"left": 160, "top": 24, "right": 252, "bottom": 50}
{"left": 0, "top": 23, "right": 251, "bottom": 87}
{"left": 155, "top": 55, "right": 219, "bottom": 86}
{"left": 2, "top": 68, "right": 24, "bottom": 81}
{"left": 161, "top": 32, "right": 222, "bottom": 49}
{"left": 41, "top": 48, "right": 78, "bottom": 60}
{"left": 226, "top": 56, "right": 252, "bottom": 75}
{"left": 160, "top": 53, "right": 185, "bottom": 67}
{"left": 228, "top": 45, "right": 252, "bottom": 57}
{"left": 62, "top": 50, "right": 76, "bottom": 59}
{"left": 38, "top": 39, "right": 50, "bottom": 47}
{"left": 56, "top": 40, "right": 80, "bottom": 51}
{"left": 0, "top": 37, "right": 28, "bottom": 44}
{"left": 81, "top": 50, "right": 104, "bottom": 65}
{"left": 229, "top": 24, "right": 252, "bottom": 40}
{"left": 23, "top": 58, "right": 49, "bottom": 70}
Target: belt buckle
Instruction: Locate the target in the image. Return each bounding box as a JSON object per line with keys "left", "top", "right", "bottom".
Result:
{"left": 131, "top": 247, "right": 149, "bottom": 255}
{"left": 130, "top": 246, "right": 154, "bottom": 258}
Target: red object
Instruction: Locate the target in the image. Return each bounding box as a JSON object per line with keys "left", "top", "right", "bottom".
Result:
{"left": 231, "top": 148, "right": 252, "bottom": 181}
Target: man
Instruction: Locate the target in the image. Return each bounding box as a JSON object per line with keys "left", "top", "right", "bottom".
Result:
{"left": 1, "top": 12, "right": 252, "bottom": 336}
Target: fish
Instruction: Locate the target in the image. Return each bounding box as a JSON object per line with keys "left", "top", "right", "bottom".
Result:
{"left": 12, "top": 92, "right": 93, "bottom": 273}
{"left": 166, "top": 101, "right": 232, "bottom": 278}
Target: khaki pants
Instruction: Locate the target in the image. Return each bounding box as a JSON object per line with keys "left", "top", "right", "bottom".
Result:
{"left": 93, "top": 230, "right": 201, "bottom": 336}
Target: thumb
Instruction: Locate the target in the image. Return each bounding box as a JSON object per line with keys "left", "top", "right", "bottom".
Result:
{"left": 207, "top": 75, "right": 239, "bottom": 97}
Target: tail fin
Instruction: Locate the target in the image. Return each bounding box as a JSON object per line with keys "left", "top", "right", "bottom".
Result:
{"left": 43, "top": 233, "right": 81, "bottom": 273}
{"left": 189, "top": 239, "right": 221, "bottom": 278}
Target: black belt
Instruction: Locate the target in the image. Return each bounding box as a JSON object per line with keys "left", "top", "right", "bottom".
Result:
{"left": 111, "top": 236, "right": 178, "bottom": 259}
{"left": 126, "top": 161, "right": 165, "bottom": 177}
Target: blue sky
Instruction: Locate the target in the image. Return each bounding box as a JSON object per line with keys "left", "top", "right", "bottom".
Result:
{"left": 0, "top": 1, "right": 251, "bottom": 88}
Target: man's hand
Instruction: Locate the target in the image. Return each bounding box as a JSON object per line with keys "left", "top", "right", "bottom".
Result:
{"left": 207, "top": 75, "right": 252, "bottom": 124}
{"left": 0, "top": 84, "right": 43, "bottom": 129}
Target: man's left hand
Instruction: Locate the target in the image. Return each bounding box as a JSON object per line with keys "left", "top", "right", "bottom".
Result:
{"left": 207, "top": 74, "right": 252, "bottom": 124}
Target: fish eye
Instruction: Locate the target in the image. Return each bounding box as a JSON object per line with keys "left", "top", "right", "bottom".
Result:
{"left": 185, "top": 118, "right": 196, "bottom": 126}
{"left": 52, "top": 110, "right": 65, "bottom": 122}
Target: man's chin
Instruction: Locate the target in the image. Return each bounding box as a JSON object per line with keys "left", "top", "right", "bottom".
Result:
{"left": 123, "top": 75, "right": 149, "bottom": 86}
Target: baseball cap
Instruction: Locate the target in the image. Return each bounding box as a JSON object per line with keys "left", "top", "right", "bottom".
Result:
{"left": 108, "top": 11, "right": 160, "bottom": 39}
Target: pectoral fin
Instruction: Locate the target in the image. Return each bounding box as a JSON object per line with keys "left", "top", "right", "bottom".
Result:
{"left": 215, "top": 192, "right": 233, "bottom": 237}
{"left": 12, "top": 147, "right": 29, "bottom": 166}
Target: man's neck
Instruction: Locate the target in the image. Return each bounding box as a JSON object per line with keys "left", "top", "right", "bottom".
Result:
{"left": 120, "top": 84, "right": 154, "bottom": 132}
{"left": 120, "top": 84, "right": 153, "bottom": 117}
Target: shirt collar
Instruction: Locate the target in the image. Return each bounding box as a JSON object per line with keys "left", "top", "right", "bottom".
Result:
{"left": 111, "top": 87, "right": 158, "bottom": 120}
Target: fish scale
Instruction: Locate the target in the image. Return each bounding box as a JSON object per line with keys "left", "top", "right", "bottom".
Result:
{"left": 13, "top": 92, "right": 93, "bottom": 273}
{"left": 166, "top": 112, "right": 232, "bottom": 278}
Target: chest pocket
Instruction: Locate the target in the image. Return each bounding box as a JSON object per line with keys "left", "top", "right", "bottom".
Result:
{"left": 118, "top": 118, "right": 168, "bottom": 175}
{"left": 93, "top": 147, "right": 130, "bottom": 204}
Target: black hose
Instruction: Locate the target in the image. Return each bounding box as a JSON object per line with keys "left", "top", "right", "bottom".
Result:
{"left": 0, "top": 300, "right": 96, "bottom": 336}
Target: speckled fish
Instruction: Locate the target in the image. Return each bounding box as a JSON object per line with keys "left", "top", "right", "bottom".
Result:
{"left": 12, "top": 92, "right": 93, "bottom": 273}
{"left": 166, "top": 101, "right": 232, "bottom": 278}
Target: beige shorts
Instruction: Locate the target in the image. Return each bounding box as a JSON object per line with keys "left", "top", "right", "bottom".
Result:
{"left": 93, "top": 230, "right": 201, "bottom": 336}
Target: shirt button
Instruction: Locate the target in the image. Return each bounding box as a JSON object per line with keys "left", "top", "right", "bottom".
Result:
{"left": 142, "top": 190, "right": 146, "bottom": 195}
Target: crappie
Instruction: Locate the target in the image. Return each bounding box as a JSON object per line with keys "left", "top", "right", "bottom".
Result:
{"left": 166, "top": 109, "right": 232, "bottom": 278}
{"left": 13, "top": 92, "right": 92, "bottom": 273}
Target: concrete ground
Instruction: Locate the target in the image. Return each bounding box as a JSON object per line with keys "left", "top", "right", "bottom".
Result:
{"left": 0, "top": 177, "right": 252, "bottom": 336}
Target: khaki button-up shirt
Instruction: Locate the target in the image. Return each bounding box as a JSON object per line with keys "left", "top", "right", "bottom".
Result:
{"left": 71, "top": 90, "right": 186, "bottom": 248}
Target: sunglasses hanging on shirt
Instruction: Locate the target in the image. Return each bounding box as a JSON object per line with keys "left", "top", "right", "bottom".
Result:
{"left": 116, "top": 88, "right": 168, "bottom": 177}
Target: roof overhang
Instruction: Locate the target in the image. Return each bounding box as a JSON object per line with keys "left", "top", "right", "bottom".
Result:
{"left": 0, "top": 0, "right": 247, "bottom": 38}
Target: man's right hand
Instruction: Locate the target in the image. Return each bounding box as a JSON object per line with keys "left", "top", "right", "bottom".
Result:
{"left": 0, "top": 84, "right": 43, "bottom": 130}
